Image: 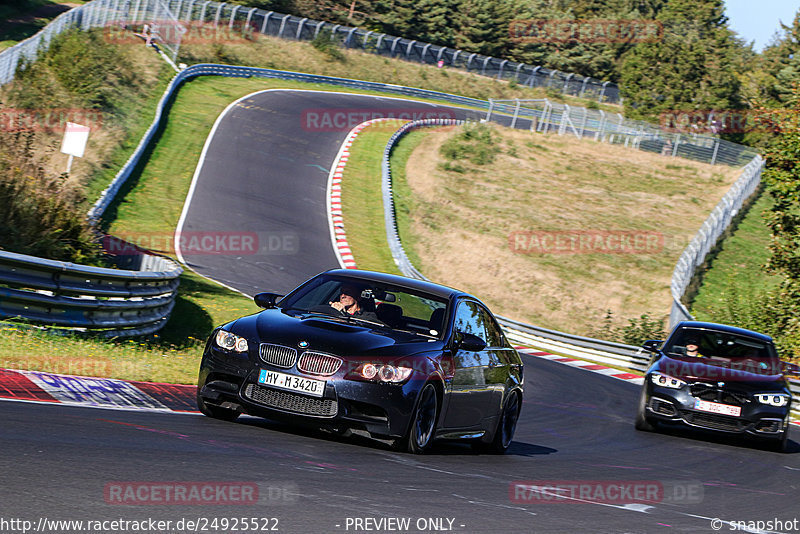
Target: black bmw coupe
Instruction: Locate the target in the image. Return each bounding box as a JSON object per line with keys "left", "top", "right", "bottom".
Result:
{"left": 197, "top": 269, "right": 523, "bottom": 453}
{"left": 636, "top": 321, "right": 794, "bottom": 451}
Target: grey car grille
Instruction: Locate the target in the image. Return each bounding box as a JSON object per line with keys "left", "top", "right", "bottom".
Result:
{"left": 689, "top": 385, "right": 750, "bottom": 405}
{"left": 259, "top": 343, "right": 297, "bottom": 368}
{"left": 244, "top": 384, "right": 337, "bottom": 417}
{"left": 298, "top": 351, "right": 343, "bottom": 376}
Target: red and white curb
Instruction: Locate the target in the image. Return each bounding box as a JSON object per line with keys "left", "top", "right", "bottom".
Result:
{"left": 327, "top": 118, "right": 407, "bottom": 270}
{"left": 0, "top": 368, "right": 197, "bottom": 413}
{"left": 516, "top": 347, "right": 645, "bottom": 385}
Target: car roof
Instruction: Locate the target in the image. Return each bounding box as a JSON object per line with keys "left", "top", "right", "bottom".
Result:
{"left": 672, "top": 321, "right": 774, "bottom": 343}
{"left": 325, "top": 269, "right": 469, "bottom": 300}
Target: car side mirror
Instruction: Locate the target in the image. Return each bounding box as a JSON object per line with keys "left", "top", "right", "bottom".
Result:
{"left": 254, "top": 292, "right": 283, "bottom": 308}
{"left": 641, "top": 339, "right": 663, "bottom": 353}
{"left": 455, "top": 331, "right": 487, "bottom": 352}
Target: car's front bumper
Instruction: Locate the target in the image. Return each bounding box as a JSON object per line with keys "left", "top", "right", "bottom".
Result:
{"left": 198, "top": 347, "right": 426, "bottom": 439}
{"left": 645, "top": 386, "right": 791, "bottom": 437}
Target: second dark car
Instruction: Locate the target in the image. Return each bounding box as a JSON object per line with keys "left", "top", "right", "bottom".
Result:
{"left": 636, "top": 321, "right": 793, "bottom": 451}
{"left": 197, "top": 269, "right": 524, "bottom": 453}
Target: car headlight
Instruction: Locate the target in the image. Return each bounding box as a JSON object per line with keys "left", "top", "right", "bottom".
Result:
{"left": 755, "top": 393, "right": 790, "bottom": 407}
{"left": 215, "top": 329, "right": 249, "bottom": 353}
{"left": 650, "top": 372, "right": 686, "bottom": 389}
{"left": 356, "top": 363, "right": 413, "bottom": 383}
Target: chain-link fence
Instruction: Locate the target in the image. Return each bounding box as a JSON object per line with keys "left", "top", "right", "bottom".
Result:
{"left": 486, "top": 99, "right": 759, "bottom": 167}
{"left": 669, "top": 155, "right": 764, "bottom": 326}
{"left": 483, "top": 99, "right": 764, "bottom": 326}
{"left": 0, "top": 0, "right": 621, "bottom": 103}
{"left": 0, "top": 0, "right": 184, "bottom": 84}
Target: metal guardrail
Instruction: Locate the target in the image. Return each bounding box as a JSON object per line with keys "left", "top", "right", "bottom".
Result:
{"left": 485, "top": 99, "right": 759, "bottom": 167}
{"left": 668, "top": 155, "right": 764, "bottom": 325}
{"left": 0, "top": 0, "right": 621, "bottom": 103}
{"left": 377, "top": 118, "right": 799, "bottom": 418}
{"left": 0, "top": 249, "right": 182, "bottom": 337}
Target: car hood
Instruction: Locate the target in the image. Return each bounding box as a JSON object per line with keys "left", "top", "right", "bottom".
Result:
{"left": 230, "top": 309, "right": 444, "bottom": 359}
{"left": 655, "top": 355, "right": 787, "bottom": 385}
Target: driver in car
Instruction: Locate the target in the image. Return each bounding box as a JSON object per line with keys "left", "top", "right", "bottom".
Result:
{"left": 685, "top": 338, "right": 704, "bottom": 358}
{"left": 329, "top": 285, "right": 380, "bottom": 322}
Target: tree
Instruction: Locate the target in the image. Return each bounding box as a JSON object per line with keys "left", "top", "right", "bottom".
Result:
{"left": 761, "top": 10, "right": 800, "bottom": 106}
{"left": 454, "top": 0, "right": 514, "bottom": 58}
{"left": 619, "top": 0, "right": 743, "bottom": 120}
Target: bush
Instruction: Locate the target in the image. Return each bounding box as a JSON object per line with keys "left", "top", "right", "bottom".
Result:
{"left": 439, "top": 123, "right": 501, "bottom": 165}
{"left": 0, "top": 131, "right": 102, "bottom": 263}
{"left": 311, "top": 31, "right": 345, "bottom": 62}
{"left": 591, "top": 310, "right": 667, "bottom": 346}
{"left": 10, "top": 28, "right": 136, "bottom": 112}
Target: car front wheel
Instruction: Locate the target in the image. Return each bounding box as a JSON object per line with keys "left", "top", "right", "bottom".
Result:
{"left": 197, "top": 390, "right": 241, "bottom": 422}
{"left": 634, "top": 389, "right": 655, "bottom": 432}
{"left": 400, "top": 383, "right": 439, "bottom": 454}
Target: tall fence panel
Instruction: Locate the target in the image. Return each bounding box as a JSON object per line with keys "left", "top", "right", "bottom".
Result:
{"left": 0, "top": 0, "right": 622, "bottom": 103}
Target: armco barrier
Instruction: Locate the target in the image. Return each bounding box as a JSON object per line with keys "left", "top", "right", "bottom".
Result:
{"left": 0, "top": 0, "right": 620, "bottom": 103}
{"left": 377, "top": 118, "right": 799, "bottom": 419}
{"left": 0, "top": 249, "right": 181, "bottom": 337}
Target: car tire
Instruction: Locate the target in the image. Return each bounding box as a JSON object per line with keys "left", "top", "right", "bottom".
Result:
{"left": 197, "top": 390, "right": 240, "bottom": 422}
{"left": 772, "top": 429, "right": 789, "bottom": 453}
{"left": 476, "top": 390, "right": 521, "bottom": 454}
{"left": 634, "top": 389, "right": 656, "bottom": 432}
{"left": 399, "top": 383, "right": 439, "bottom": 454}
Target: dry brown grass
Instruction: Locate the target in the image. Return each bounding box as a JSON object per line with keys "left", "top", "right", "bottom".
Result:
{"left": 0, "top": 43, "right": 168, "bottom": 201}
{"left": 401, "top": 125, "right": 741, "bottom": 335}
{"left": 178, "top": 35, "right": 621, "bottom": 112}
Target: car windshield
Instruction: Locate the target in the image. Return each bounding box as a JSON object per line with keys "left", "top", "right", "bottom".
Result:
{"left": 664, "top": 327, "right": 780, "bottom": 368}
{"left": 279, "top": 274, "right": 449, "bottom": 339}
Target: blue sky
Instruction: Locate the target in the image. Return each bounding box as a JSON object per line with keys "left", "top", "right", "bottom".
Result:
{"left": 724, "top": 0, "right": 799, "bottom": 51}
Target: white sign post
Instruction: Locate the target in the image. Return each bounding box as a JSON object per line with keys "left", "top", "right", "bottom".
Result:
{"left": 60, "top": 122, "right": 90, "bottom": 174}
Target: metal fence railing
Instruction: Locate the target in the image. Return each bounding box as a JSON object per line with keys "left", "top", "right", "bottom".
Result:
{"left": 0, "top": 0, "right": 181, "bottom": 85}
{"left": 485, "top": 99, "right": 759, "bottom": 167}
{"left": 377, "top": 118, "right": 798, "bottom": 419}
{"left": 0, "top": 0, "right": 621, "bottom": 103}
{"left": 669, "top": 155, "right": 764, "bottom": 325}
{"left": 0, "top": 248, "right": 182, "bottom": 338}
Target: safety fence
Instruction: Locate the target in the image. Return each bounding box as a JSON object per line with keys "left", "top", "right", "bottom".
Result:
{"left": 378, "top": 118, "right": 798, "bottom": 418}
{"left": 485, "top": 99, "right": 759, "bottom": 167}
{"left": 668, "top": 155, "right": 763, "bottom": 325}
{"left": 0, "top": 0, "right": 620, "bottom": 103}
{"left": 0, "top": 0, "right": 181, "bottom": 84}
{"left": 0, "top": 248, "right": 181, "bottom": 338}
{"left": 483, "top": 99, "right": 764, "bottom": 324}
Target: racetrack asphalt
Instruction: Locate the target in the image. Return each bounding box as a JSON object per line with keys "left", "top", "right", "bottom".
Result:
{"left": 2, "top": 90, "right": 798, "bottom": 534}
{"left": 177, "top": 90, "right": 487, "bottom": 296}
{"left": 2, "top": 353, "right": 796, "bottom": 533}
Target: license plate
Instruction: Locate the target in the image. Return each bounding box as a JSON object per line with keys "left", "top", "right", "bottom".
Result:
{"left": 258, "top": 369, "right": 326, "bottom": 398}
{"left": 694, "top": 399, "right": 741, "bottom": 417}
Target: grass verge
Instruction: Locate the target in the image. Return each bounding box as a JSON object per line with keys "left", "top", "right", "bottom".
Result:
{"left": 341, "top": 122, "right": 742, "bottom": 339}
{"left": 690, "top": 190, "right": 781, "bottom": 321}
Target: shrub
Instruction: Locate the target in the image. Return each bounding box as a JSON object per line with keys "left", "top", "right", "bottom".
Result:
{"left": 439, "top": 123, "right": 501, "bottom": 165}
{"left": 0, "top": 130, "right": 102, "bottom": 263}
{"left": 311, "top": 31, "right": 345, "bottom": 62}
